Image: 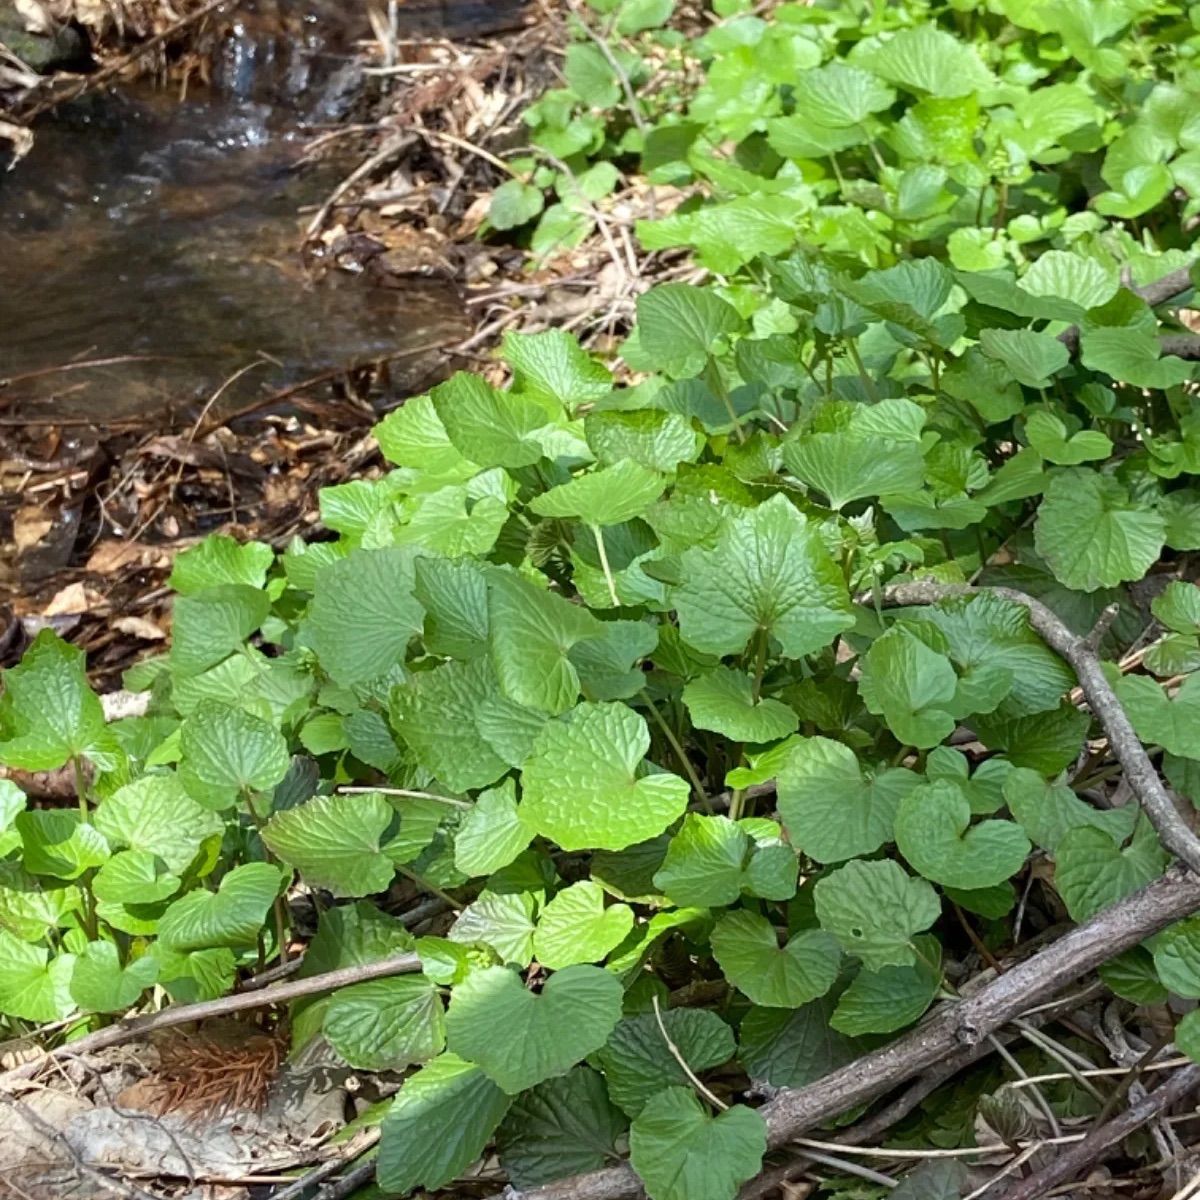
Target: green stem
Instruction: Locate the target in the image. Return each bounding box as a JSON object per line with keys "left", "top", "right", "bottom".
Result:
{"left": 642, "top": 691, "right": 710, "bottom": 811}
{"left": 396, "top": 864, "right": 463, "bottom": 911}
{"left": 751, "top": 629, "right": 768, "bottom": 702}
{"left": 845, "top": 338, "right": 878, "bottom": 401}
{"left": 72, "top": 756, "right": 88, "bottom": 822}
{"left": 591, "top": 523, "right": 620, "bottom": 607}
{"left": 704, "top": 357, "right": 745, "bottom": 445}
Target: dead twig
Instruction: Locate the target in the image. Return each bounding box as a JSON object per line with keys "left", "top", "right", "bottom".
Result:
{"left": 0, "top": 1089, "right": 162, "bottom": 1200}
{"left": 998, "top": 1064, "right": 1200, "bottom": 1200}
{"left": 1, "top": 951, "right": 420, "bottom": 1087}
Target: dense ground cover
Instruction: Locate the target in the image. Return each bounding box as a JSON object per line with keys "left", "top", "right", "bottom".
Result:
{"left": 4, "top": 0, "right": 1200, "bottom": 1197}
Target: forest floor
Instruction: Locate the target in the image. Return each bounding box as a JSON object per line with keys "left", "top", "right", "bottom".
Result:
{"left": 0, "top": 0, "right": 670, "bottom": 693}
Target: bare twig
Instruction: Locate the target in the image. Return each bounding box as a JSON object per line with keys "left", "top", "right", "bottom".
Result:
{"left": 269, "top": 1131, "right": 380, "bottom": 1200}
{"left": 1, "top": 952, "right": 420, "bottom": 1087}
{"left": 0, "top": 1090, "right": 161, "bottom": 1200}
{"left": 998, "top": 1064, "right": 1200, "bottom": 1200}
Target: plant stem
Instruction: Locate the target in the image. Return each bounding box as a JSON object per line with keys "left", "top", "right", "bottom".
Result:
{"left": 751, "top": 629, "right": 768, "bottom": 702}
{"left": 72, "top": 755, "right": 88, "bottom": 821}
{"left": 844, "top": 338, "right": 878, "bottom": 401}
{"left": 591, "top": 523, "right": 620, "bottom": 607}
{"left": 642, "top": 690, "right": 710, "bottom": 811}
{"left": 396, "top": 864, "right": 463, "bottom": 911}
{"left": 704, "top": 356, "right": 746, "bottom": 444}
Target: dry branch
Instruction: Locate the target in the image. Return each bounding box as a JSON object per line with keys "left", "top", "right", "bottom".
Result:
{"left": 998, "top": 1063, "right": 1200, "bottom": 1200}
{"left": 1, "top": 950, "right": 420, "bottom": 1088}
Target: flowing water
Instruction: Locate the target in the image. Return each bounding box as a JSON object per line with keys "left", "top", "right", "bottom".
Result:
{"left": 0, "top": 1, "right": 521, "bottom": 419}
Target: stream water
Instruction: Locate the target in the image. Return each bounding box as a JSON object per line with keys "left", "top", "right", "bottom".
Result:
{"left": 0, "top": 1, "right": 520, "bottom": 419}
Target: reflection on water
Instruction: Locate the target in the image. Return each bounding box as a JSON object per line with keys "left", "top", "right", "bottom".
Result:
{"left": 0, "top": 1, "right": 492, "bottom": 419}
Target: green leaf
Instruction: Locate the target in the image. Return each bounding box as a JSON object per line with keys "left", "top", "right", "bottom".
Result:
{"left": 70, "top": 942, "right": 158, "bottom": 1013}
{"left": 652, "top": 814, "right": 750, "bottom": 908}
{"left": 169, "top": 535, "right": 273, "bottom": 594}
{"left": 564, "top": 42, "right": 621, "bottom": 106}
{"left": 531, "top": 461, "right": 665, "bottom": 527}
{"left": 533, "top": 881, "right": 634, "bottom": 969}
{"left": 629, "top": 1087, "right": 766, "bottom": 1200}
{"left": 454, "top": 780, "right": 533, "bottom": 876}
{"left": 490, "top": 180, "right": 546, "bottom": 230}
{"left": 585, "top": 410, "right": 704, "bottom": 471}
{"left": 784, "top": 432, "right": 926, "bottom": 510}
{"left": 1055, "top": 820, "right": 1168, "bottom": 921}
{"left": 1153, "top": 917, "right": 1200, "bottom": 998}
{"left": 504, "top": 330, "right": 613, "bottom": 412}
{"left": 1034, "top": 469, "right": 1165, "bottom": 592}
{"left": 1024, "top": 411, "right": 1113, "bottom": 465}
{"left": 391, "top": 658, "right": 513, "bottom": 791}
{"left": 432, "top": 373, "right": 551, "bottom": 469}
{"left": 450, "top": 889, "right": 538, "bottom": 966}
{"left": 521, "top": 702, "right": 689, "bottom": 851}
{"left": 593, "top": 1009, "right": 735, "bottom": 1117}
{"left": 1153, "top": 582, "right": 1200, "bottom": 635}
{"left": 263, "top": 792, "right": 399, "bottom": 898}
{"left": 710, "top": 909, "right": 840, "bottom": 1007}
{"left": 157, "top": 862, "right": 282, "bottom": 952}
{"left": 1099, "top": 947, "right": 1167, "bottom": 1005}
{"left": 306, "top": 548, "right": 424, "bottom": 688}
{"left": 893, "top": 1162, "right": 971, "bottom": 1200}
{"left": 374, "top": 394, "right": 476, "bottom": 476}
{"left": 92, "top": 850, "right": 180, "bottom": 905}
{"left": 739, "top": 996, "right": 862, "bottom": 1088}
{"left": 778, "top": 737, "right": 919, "bottom": 864}
{"left": 377, "top": 1054, "right": 512, "bottom": 1195}
{"left": 1176, "top": 1009, "right": 1200, "bottom": 1065}
{"left": 682, "top": 667, "right": 798, "bottom": 743}
{"left": 971, "top": 702, "right": 1090, "bottom": 774}
{"left": 1114, "top": 674, "right": 1200, "bottom": 758}
{"left": 1020, "top": 251, "right": 1119, "bottom": 311}
{"left": 169, "top": 585, "right": 269, "bottom": 677}
{"left": 179, "top": 701, "right": 290, "bottom": 810}
{"left": 16, "top": 810, "right": 109, "bottom": 879}
{"left": 489, "top": 571, "right": 600, "bottom": 715}
{"left": 830, "top": 934, "right": 941, "bottom": 1036}
{"left": 907, "top": 594, "right": 1073, "bottom": 719}
{"left": 498, "top": 1066, "right": 628, "bottom": 1188}
{"left": 813, "top": 859, "right": 940, "bottom": 970}
{"left": 858, "top": 626, "right": 959, "bottom": 749}
{"left": 0, "top": 930, "right": 74, "bottom": 1022}
{"left": 445, "top": 963, "right": 624, "bottom": 1094}
{"left": 0, "top": 631, "right": 107, "bottom": 771}
{"left": 634, "top": 284, "right": 744, "bottom": 378}
{"left": 324, "top": 975, "right": 444, "bottom": 1069}
{"left": 672, "top": 495, "right": 853, "bottom": 660}
{"left": 792, "top": 62, "right": 895, "bottom": 126}
{"left": 853, "top": 24, "right": 993, "bottom": 98}
{"left": 1003, "top": 767, "right": 1135, "bottom": 852}
{"left": 894, "top": 780, "right": 1030, "bottom": 889}
{"left": 1081, "top": 327, "right": 1193, "bottom": 389}
{"left": 978, "top": 329, "right": 1070, "bottom": 390}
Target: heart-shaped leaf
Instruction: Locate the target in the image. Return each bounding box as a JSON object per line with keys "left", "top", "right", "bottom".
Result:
{"left": 445, "top": 964, "right": 624, "bottom": 1094}
{"left": 521, "top": 702, "right": 689, "bottom": 851}
{"left": 682, "top": 667, "right": 798, "bottom": 743}
{"left": 894, "top": 780, "right": 1030, "bottom": 889}
{"left": 179, "top": 701, "right": 290, "bottom": 810}
{"left": 70, "top": 942, "right": 158, "bottom": 1014}
{"left": 1055, "top": 820, "right": 1167, "bottom": 921}
{"left": 629, "top": 1087, "right": 766, "bottom": 1200}
{"left": 324, "top": 975, "right": 444, "bottom": 1070}
{"left": 710, "top": 910, "right": 840, "bottom": 1007}
{"left": 157, "top": 862, "right": 283, "bottom": 953}
{"left": 533, "top": 881, "right": 634, "bottom": 969}
{"left": 814, "top": 859, "right": 940, "bottom": 970}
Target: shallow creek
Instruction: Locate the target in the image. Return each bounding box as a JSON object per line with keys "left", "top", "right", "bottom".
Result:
{"left": 0, "top": 1, "right": 517, "bottom": 418}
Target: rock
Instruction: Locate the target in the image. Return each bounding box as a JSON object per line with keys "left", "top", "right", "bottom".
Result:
{"left": 0, "top": 1, "right": 90, "bottom": 72}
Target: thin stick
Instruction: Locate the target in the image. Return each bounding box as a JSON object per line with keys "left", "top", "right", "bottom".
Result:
{"left": 651, "top": 995, "right": 727, "bottom": 1111}
{"left": 269, "top": 1131, "right": 380, "bottom": 1200}
{"left": 337, "top": 786, "right": 472, "bottom": 809}
{"left": 2, "top": 952, "right": 420, "bottom": 1084}
{"left": 999, "top": 1064, "right": 1200, "bottom": 1200}
{"left": 0, "top": 1090, "right": 161, "bottom": 1200}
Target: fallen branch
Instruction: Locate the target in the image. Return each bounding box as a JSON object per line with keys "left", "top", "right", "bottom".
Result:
{"left": 497, "top": 868, "right": 1200, "bottom": 1200}
{"left": 1, "top": 950, "right": 420, "bottom": 1088}
{"left": 998, "top": 1062, "right": 1200, "bottom": 1200}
